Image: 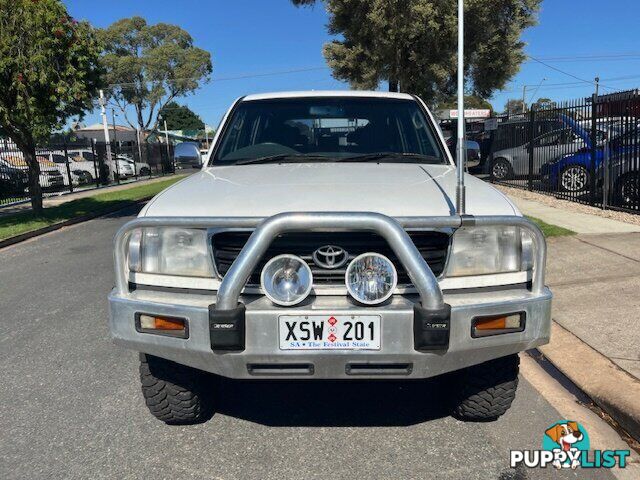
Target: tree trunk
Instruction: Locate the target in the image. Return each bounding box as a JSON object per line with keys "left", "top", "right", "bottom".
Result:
{"left": 389, "top": 78, "right": 399, "bottom": 92}
{"left": 23, "top": 143, "right": 43, "bottom": 215}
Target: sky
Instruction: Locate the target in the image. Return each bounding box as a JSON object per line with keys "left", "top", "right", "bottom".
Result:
{"left": 64, "top": 0, "right": 640, "bottom": 128}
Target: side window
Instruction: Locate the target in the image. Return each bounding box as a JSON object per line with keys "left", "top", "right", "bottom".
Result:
{"left": 535, "top": 132, "right": 559, "bottom": 147}
{"left": 52, "top": 155, "right": 67, "bottom": 164}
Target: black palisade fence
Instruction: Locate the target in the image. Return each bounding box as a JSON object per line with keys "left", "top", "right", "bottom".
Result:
{"left": 0, "top": 136, "right": 177, "bottom": 208}
{"left": 486, "top": 89, "right": 640, "bottom": 213}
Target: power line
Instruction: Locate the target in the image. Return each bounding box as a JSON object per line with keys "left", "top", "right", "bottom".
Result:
{"left": 526, "top": 55, "right": 616, "bottom": 92}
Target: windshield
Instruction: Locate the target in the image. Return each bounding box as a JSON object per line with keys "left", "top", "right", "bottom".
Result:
{"left": 211, "top": 97, "right": 447, "bottom": 165}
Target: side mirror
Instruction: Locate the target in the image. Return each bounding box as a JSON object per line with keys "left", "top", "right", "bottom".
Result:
{"left": 173, "top": 142, "right": 202, "bottom": 168}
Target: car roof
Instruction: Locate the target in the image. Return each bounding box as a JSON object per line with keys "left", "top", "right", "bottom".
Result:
{"left": 242, "top": 90, "right": 415, "bottom": 102}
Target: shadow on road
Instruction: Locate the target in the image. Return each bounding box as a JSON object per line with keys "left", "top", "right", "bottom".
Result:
{"left": 215, "top": 376, "right": 451, "bottom": 427}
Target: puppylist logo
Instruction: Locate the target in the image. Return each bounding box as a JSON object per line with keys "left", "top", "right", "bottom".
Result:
{"left": 510, "top": 420, "right": 631, "bottom": 470}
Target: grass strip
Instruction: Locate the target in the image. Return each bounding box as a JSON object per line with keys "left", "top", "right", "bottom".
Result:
{"left": 526, "top": 216, "right": 575, "bottom": 237}
{"left": 0, "top": 177, "right": 183, "bottom": 241}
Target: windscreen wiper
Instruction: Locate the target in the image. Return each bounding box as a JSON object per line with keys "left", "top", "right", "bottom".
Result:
{"left": 235, "top": 154, "right": 330, "bottom": 165}
{"left": 334, "top": 152, "right": 442, "bottom": 163}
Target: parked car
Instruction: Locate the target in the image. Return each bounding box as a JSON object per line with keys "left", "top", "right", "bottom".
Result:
{"left": 0, "top": 161, "right": 29, "bottom": 195}
{"left": 116, "top": 155, "right": 152, "bottom": 177}
{"left": 109, "top": 91, "right": 551, "bottom": 425}
{"left": 608, "top": 151, "right": 640, "bottom": 208}
{"left": 0, "top": 154, "right": 65, "bottom": 190}
{"left": 490, "top": 128, "right": 586, "bottom": 180}
{"left": 38, "top": 151, "right": 93, "bottom": 187}
{"left": 66, "top": 149, "right": 134, "bottom": 182}
{"left": 540, "top": 127, "right": 639, "bottom": 193}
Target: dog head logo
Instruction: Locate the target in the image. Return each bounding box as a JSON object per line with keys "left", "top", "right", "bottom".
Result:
{"left": 545, "top": 422, "right": 583, "bottom": 451}
{"left": 542, "top": 420, "right": 590, "bottom": 469}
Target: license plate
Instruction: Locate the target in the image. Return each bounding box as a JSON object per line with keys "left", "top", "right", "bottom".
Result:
{"left": 279, "top": 315, "right": 381, "bottom": 350}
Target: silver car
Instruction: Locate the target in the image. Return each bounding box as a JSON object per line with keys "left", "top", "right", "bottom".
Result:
{"left": 491, "top": 129, "right": 585, "bottom": 180}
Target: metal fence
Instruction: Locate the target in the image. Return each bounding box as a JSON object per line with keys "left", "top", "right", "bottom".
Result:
{"left": 0, "top": 137, "right": 175, "bottom": 207}
{"left": 487, "top": 90, "right": 640, "bottom": 213}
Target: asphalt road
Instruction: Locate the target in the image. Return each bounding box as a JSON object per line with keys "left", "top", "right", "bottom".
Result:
{"left": 0, "top": 206, "right": 626, "bottom": 480}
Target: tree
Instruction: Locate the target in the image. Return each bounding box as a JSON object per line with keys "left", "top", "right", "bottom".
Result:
{"left": 438, "top": 95, "right": 492, "bottom": 112}
{"left": 158, "top": 102, "right": 204, "bottom": 130}
{"left": 504, "top": 98, "right": 525, "bottom": 115}
{"left": 0, "top": 0, "right": 102, "bottom": 214}
{"left": 293, "top": 0, "right": 541, "bottom": 104}
{"left": 531, "top": 97, "right": 557, "bottom": 110}
{"left": 99, "top": 17, "right": 212, "bottom": 132}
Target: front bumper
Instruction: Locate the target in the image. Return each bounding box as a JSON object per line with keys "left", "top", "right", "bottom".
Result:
{"left": 109, "top": 287, "right": 551, "bottom": 379}
{"left": 109, "top": 211, "right": 551, "bottom": 379}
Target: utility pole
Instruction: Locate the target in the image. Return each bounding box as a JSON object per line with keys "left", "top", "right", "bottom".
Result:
{"left": 158, "top": 115, "right": 172, "bottom": 171}
{"left": 521, "top": 85, "right": 527, "bottom": 114}
{"left": 204, "top": 125, "right": 210, "bottom": 150}
{"left": 594, "top": 76, "right": 600, "bottom": 98}
{"left": 99, "top": 90, "right": 113, "bottom": 164}
{"left": 455, "top": 0, "right": 466, "bottom": 215}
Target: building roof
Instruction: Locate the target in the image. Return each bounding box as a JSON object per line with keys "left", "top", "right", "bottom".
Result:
{"left": 242, "top": 90, "right": 415, "bottom": 101}
{"left": 76, "top": 123, "right": 136, "bottom": 132}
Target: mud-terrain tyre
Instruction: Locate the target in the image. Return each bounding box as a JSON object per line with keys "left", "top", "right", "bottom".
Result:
{"left": 139, "top": 354, "right": 215, "bottom": 425}
{"left": 451, "top": 354, "right": 519, "bottom": 421}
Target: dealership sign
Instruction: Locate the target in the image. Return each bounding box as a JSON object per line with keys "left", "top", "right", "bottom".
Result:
{"left": 449, "top": 109, "right": 491, "bottom": 119}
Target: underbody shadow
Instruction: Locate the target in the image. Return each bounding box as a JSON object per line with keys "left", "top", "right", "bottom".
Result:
{"left": 214, "top": 376, "right": 451, "bottom": 427}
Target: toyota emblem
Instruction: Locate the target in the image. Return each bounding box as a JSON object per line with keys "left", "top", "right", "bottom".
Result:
{"left": 312, "top": 245, "right": 349, "bottom": 269}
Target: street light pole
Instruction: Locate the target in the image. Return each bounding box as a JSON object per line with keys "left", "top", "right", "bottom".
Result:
{"left": 522, "top": 85, "right": 527, "bottom": 114}
{"left": 99, "top": 90, "right": 113, "bottom": 164}
{"left": 455, "top": 0, "right": 466, "bottom": 215}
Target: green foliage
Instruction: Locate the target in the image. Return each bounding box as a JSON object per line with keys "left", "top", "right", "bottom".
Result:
{"left": 526, "top": 216, "right": 575, "bottom": 237}
{"left": 98, "top": 17, "right": 212, "bottom": 131}
{"left": 438, "top": 95, "right": 492, "bottom": 111}
{"left": 293, "top": 0, "right": 541, "bottom": 104}
{"left": 531, "top": 97, "right": 557, "bottom": 110}
{"left": 504, "top": 98, "right": 526, "bottom": 114}
{"left": 0, "top": 0, "right": 103, "bottom": 212}
{"left": 158, "top": 102, "right": 205, "bottom": 130}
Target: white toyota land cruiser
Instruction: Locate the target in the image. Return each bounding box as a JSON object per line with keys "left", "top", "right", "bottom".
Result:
{"left": 109, "top": 91, "right": 552, "bottom": 424}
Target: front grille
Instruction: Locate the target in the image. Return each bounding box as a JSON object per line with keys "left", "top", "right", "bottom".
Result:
{"left": 212, "top": 231, "right": 450, "bottom": 287}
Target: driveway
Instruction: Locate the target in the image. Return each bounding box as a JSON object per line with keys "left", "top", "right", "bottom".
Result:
{"left": 0, "top": 207, "right": 631, "bottom": 479}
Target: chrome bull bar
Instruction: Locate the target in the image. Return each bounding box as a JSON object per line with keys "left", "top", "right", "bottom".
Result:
{"left": 114, "top": 212, "right": 546, "bottom": 312}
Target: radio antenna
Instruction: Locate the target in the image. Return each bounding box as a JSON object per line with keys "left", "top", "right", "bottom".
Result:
{"left": 455, "top": 0, "right": 467, "bottom": 215}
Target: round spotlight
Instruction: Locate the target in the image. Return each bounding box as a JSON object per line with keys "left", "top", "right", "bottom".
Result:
{"left": 260, "top": 254, "right": 313, "bottom": 306}
{"left": 345, "top": 253, "right": 397, "bottom": 305}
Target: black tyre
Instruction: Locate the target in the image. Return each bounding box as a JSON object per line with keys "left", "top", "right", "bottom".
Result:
{"left": 559, "top": 164, "right": 589, "bottom": 193}
{"left": 613, "top": 172, "right": 639, "bottom": 208}
{"left": 139, "top": 354, "right": 215, "bottom": 425}
{"left": 451, "top": 354, "right": 519, "bottom": 421}
{"left": 140, "top": 167, "right": 151, "bottom": 176}
{"left": 491, "top": 158, "right": 513, "bottom": 181}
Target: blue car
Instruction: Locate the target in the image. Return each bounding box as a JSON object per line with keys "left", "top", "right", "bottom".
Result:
{"left": 540, "top": 117, "right": 637, "bottom": 193}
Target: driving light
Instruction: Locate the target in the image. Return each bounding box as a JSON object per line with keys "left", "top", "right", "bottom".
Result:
{"left": 345, "top": 253, "right": 397, "bottom": 305}
{"left": 128, "top": 227, "right": 213, "bottom": 277}
{"left": 446, "top": 226, "right": 533, "bottom": 277}
{"left": 260, "top": 254, "right": 313, "bottom": 306}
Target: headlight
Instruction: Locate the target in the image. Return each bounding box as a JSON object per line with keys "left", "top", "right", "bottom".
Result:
{"left": 445, "top": 226, "right": 533, "bottom": 277}
{"left": 128, "top": 227, "right": 213, "bottom": 277}
{"left": 260, "top": 254, "right": 313, "bottom": 306}
{"left": 345, "top": 253, "right": 397, "bottom": 305}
